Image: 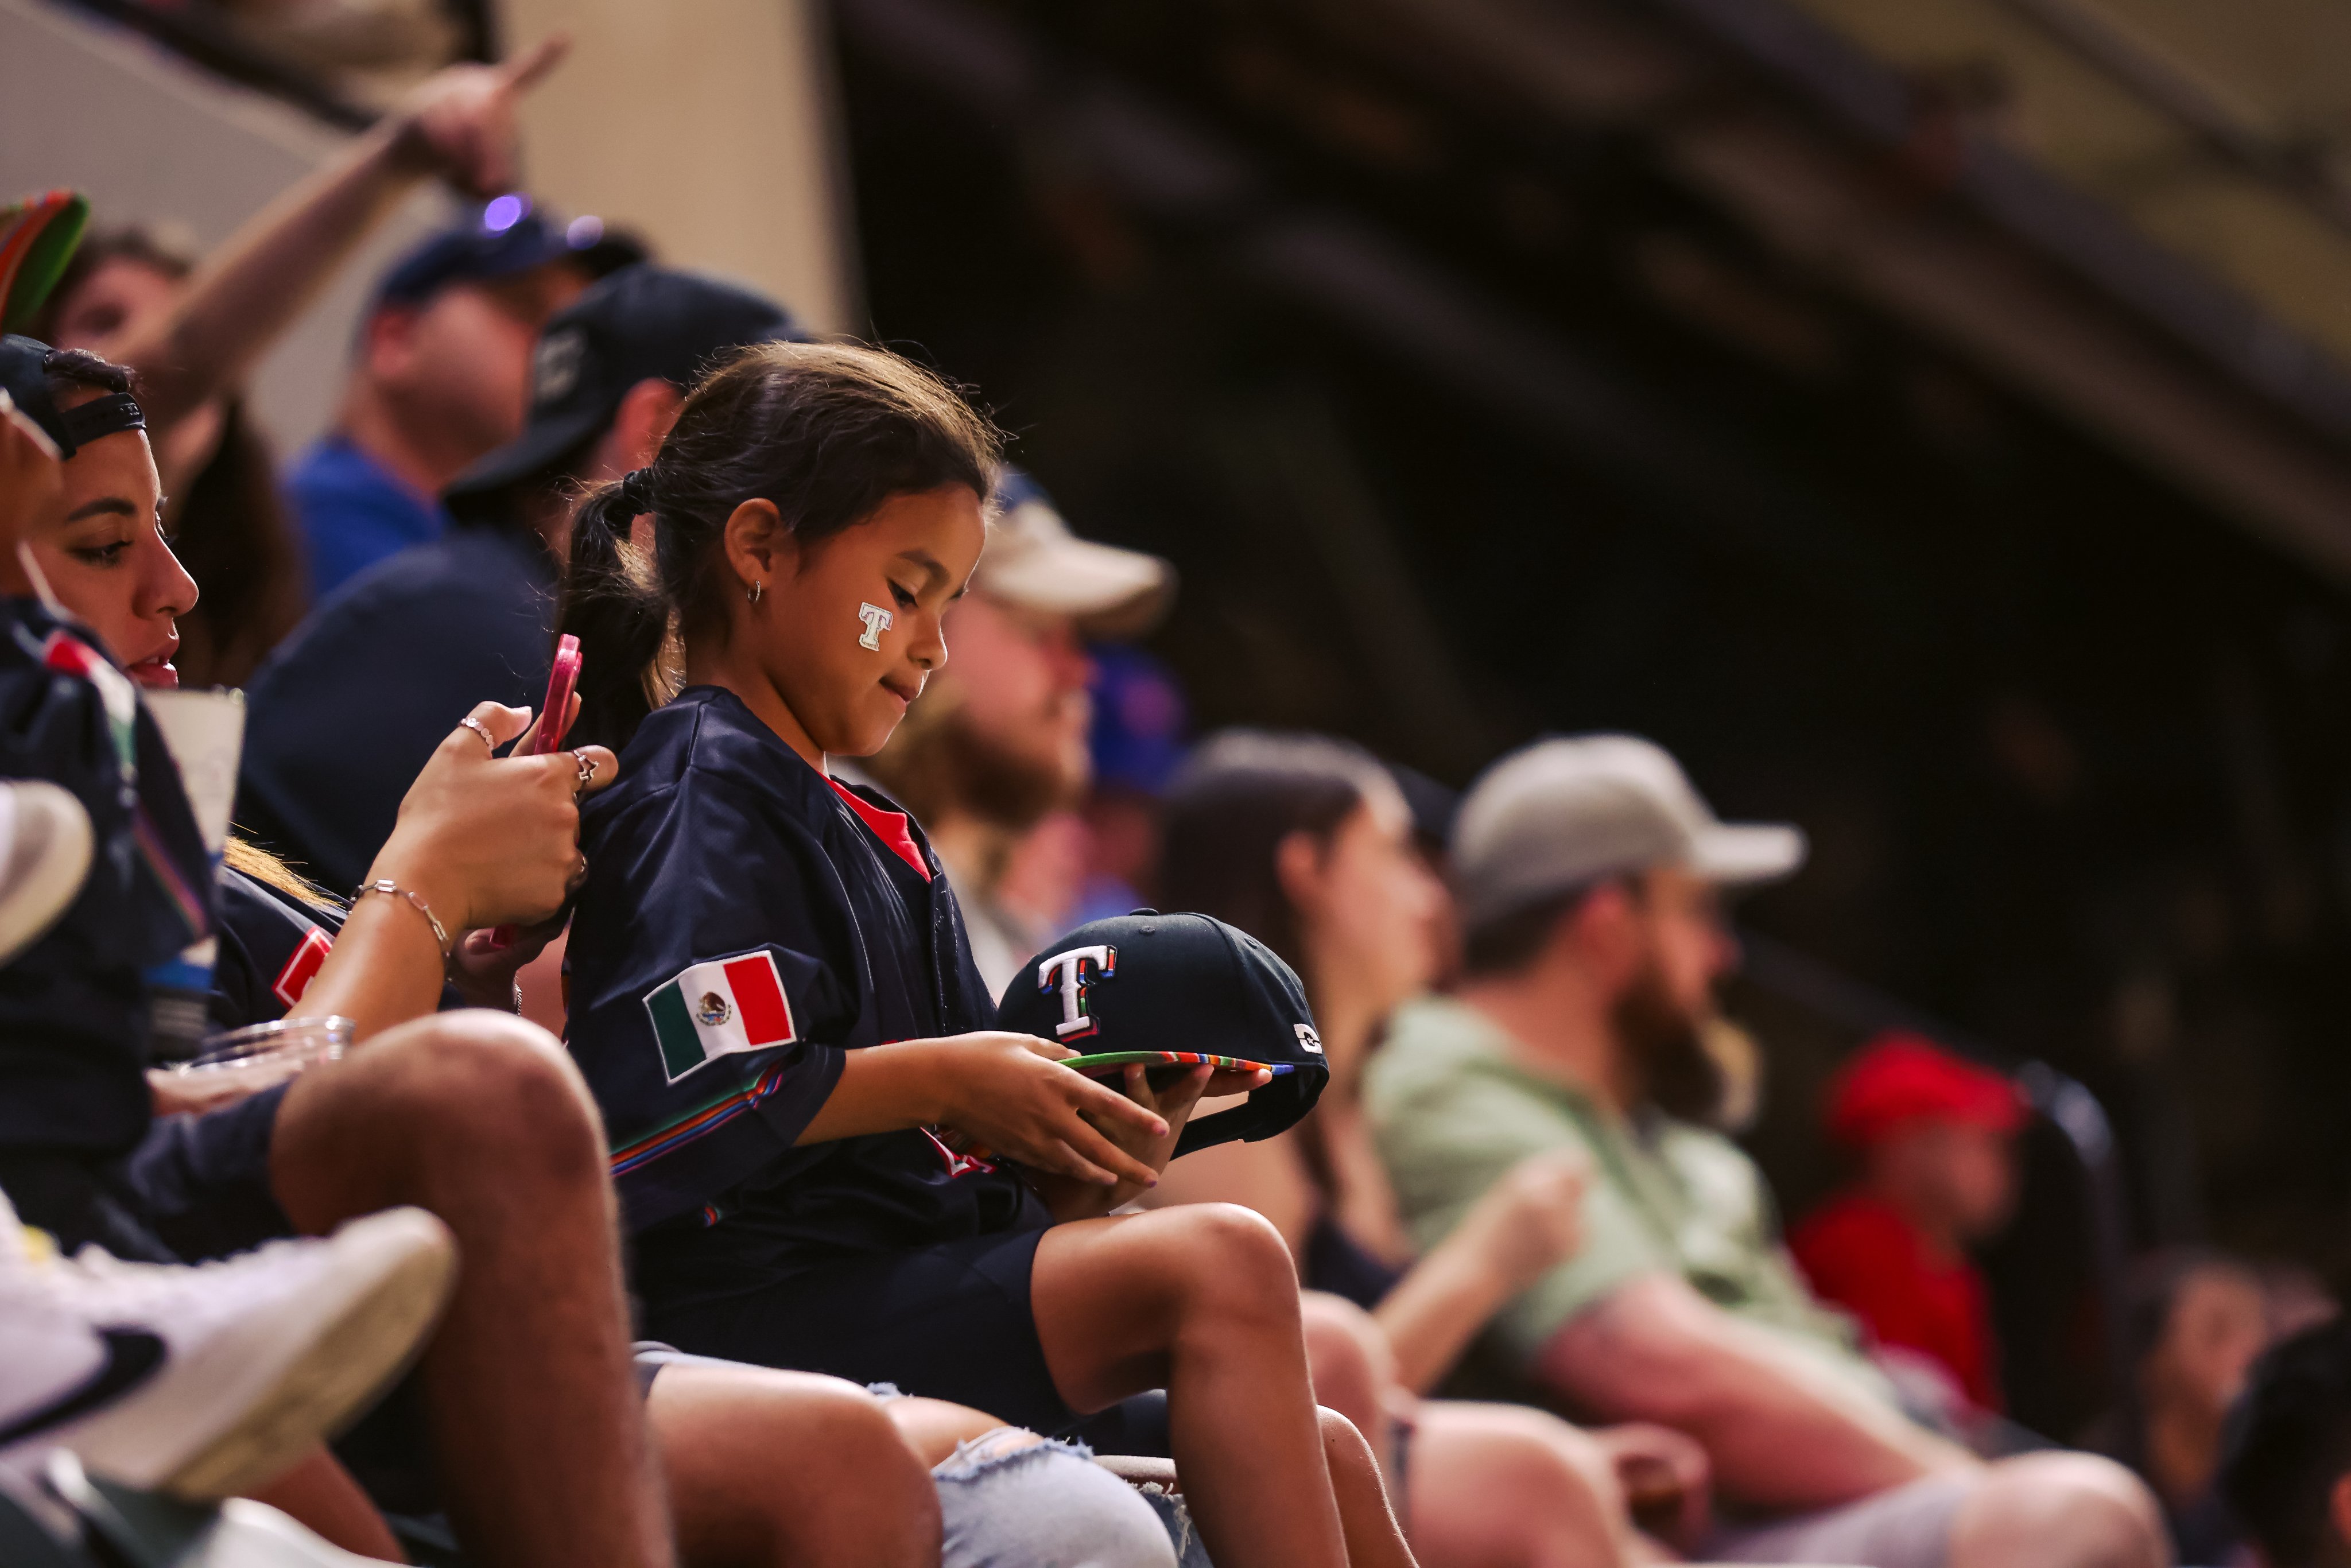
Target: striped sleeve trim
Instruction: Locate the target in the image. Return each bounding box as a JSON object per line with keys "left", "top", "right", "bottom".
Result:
{"left": 608, "top": 1059, "right": 794, "bottom": 1178}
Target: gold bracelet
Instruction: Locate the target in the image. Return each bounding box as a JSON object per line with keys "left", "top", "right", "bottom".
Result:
{"left": 352, "top": 879, "right": 451, "bottom": 954}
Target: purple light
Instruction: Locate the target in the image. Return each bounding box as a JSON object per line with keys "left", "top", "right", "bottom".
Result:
{"left": 566, "top": 215, "right": 606, "bottom": 249}
{"left": 482, "top": 194, "right": 529, "bottom": 233}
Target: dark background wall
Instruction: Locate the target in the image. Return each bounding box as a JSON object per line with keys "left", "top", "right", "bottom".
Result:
{"left": 833, "top": 0, "right": 2351, "bottom": 1432}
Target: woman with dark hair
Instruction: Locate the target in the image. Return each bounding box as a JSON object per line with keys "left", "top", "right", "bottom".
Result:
{"left": 1154, "top": 729, "right": 1715, "bottom": 1567}
{"left": 28, "top": 40, "right": 568, "bottom": 685}
{"left": 35, "top": 227, "right": 307, "bottom": 687}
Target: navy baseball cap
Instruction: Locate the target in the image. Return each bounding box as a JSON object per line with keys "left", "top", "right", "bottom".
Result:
{"left": 996, "top": 910, "right": 1329, "bottom": 1157}
{"left": 444, "top": 266, "right": 804, "bottom": 513}
{"left": 372, "top": 199, "right": 573, "bottom": 310}
{"left": 0, "top": 335, "right": 143, "bottom": 460}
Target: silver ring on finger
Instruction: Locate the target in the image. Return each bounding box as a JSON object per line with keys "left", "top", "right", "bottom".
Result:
{"left": 575, "top": 752, "right": 598, "bottom": 792}
{"left": 459, "top": 717, "right": 497, "bottom": 755}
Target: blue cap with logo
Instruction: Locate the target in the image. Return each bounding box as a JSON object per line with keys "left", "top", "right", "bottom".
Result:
{"left": 371, "top": 196, "right": 583, "bottom": 309}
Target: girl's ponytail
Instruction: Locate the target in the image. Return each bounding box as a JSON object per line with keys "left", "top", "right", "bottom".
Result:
{"left": 555, "top": 339, "right": 1003, "bottom": 753}
{"left": 561, "top": 469, "right": 672, "bottom": 753}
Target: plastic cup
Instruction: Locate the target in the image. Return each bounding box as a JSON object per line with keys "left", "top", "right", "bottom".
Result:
{"left": 162, "top": 1016, "right": 352, "bottom": 1113}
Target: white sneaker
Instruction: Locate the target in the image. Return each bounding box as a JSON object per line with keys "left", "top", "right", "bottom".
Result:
{"left": 0, "top": 1206, "right": 456, "bottom": 1500}
{"left": 0, "top": 782, "right": 91, "bottom": 967}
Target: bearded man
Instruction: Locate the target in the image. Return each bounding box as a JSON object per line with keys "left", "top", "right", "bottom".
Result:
{"left": 1365, "top": 735, "right": 2167, "bottom": 1568}
{"left": 860, "top": 468, "right": 1170, "bottom": 998}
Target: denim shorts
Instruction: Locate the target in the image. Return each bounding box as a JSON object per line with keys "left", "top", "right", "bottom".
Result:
{"left": 635, "top": 1349, "right": 1185, "bottom": 1568}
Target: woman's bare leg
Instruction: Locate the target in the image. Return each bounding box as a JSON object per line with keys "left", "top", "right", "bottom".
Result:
{"left": 1299, "top": 1292, "right": 1405, "bottom": 1494}
{"left": 246, "top": 1446, "right": 405, "bottom": 1562}
{"left": 646, "top": 1364, "right": 940, "bottom": 1568}
{"left": 1322, "top": 1407, "right": 1419, "bottom": 1568}
{"left": 1408, "top": 1402, "right": 1637, "bottom": 1568}
{"left": 1030, "top": 1204, "right": 1351, "bottom": 1568}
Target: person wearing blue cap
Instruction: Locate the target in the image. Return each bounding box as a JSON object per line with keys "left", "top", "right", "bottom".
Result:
{"left": 240, "top": 266, "right": 802, "bottom": 900}
{"left": 283, "top": 200, "right": 589, "bottom": 600}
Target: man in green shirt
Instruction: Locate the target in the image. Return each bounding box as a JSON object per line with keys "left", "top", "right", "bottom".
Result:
{"left": 1367, "top": 735, "right": 2166, "bottom": 1568}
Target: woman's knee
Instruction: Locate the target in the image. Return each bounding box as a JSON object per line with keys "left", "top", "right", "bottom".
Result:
{"left": 1954, "top": 1451, "right": 2167, "bottom": 1568}
{"left": 1298, "top": 1293, "right": 1396, "bottom": 1435}
{"left": 933, "top": 1429, "right": 1178, "bottom": 1568}
{"left": 1409, "top": 1406, "right": 1630, "bottom": 1568}
{"left": 653, "top": 1365, "right": 940, "bottom": 1565}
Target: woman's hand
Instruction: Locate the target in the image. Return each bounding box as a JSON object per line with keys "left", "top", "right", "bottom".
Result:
{"left": 383, "top": 37, "right": 570, "bottom": 196}
{"left": 1592, "top": 1422, "right": 1712, "bottom": 1551}
{"left": 1448, "top": 1148, "right": 1588, "bottom": 1299}
{"left": 365, "top": 699, "right": 618, "bottom": 938}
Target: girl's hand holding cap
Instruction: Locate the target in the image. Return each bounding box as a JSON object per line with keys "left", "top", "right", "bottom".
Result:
{"left": 928, "top": 1031, "right": 1169, "bottom": 1191}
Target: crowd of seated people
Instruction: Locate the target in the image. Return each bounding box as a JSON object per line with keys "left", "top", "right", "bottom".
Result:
{"left": 1, "top": 26, "right": 2340, "bottom": 1568}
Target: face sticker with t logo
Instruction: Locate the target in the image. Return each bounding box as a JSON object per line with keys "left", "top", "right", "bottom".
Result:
{"left": 858, "top": 602, "right": 893, "bottom": 650}
{"left": 1036, "top": 945, "right": 1118, "bottom": 1040}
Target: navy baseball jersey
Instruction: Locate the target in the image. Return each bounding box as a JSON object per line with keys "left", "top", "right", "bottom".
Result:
{"left": 204, "top": 867, "right": 339, "bottom": 1037}
{"left": 566, "top": 686, "right": 1039, "bottom": 1291}
{"left": 0, "top": 600, "right": 213, "bottom": 1156}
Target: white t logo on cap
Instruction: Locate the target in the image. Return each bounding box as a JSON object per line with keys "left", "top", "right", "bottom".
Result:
{"left": 1037, "top": 945, "right": 1116, "bottom": 1040}
{"left": 533, "top": 328, "right": 584, "bottom": 407}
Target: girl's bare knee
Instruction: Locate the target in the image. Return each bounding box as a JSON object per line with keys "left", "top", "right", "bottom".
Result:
{"left": 1164, "top": 1204, "right": 1299, "bottom": 1321}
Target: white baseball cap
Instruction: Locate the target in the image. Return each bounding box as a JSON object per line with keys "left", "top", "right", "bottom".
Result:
{"left": 974, "top": 468, "right": 1174, "bottom": 639}
{"left": 1450, "top": 734, "right": 1806, "bottom": 927}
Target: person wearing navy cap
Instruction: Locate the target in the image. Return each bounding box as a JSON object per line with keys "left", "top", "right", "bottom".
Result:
{"left": 282, "top": 200, "right": 588, "bottom": 600}
{"left": 240, "top": 267, "right": 801, "bottom": 898}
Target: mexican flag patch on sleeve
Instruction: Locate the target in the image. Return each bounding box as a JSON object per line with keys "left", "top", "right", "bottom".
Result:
{"left": 643, "top": 952, "right": 797, "bottom": 1083}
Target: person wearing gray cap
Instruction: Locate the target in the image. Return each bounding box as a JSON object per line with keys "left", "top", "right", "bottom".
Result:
{"left": 859, "top": 466, "right": 1171, "bottom": 998}
{"left": 1365, "top": 735, "right": 2167, "bottom": 1568}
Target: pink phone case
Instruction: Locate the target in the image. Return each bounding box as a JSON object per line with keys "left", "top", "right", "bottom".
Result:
{"left": 488, "top": 635, "right": 583, "bottom": 948}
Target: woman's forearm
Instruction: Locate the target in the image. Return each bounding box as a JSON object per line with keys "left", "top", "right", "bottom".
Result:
{"left": 114, "top": 125, "right": 421, "bottom": 434}
{"left": 1372, "top": 1230, "right": 1515, "bottom": 1395}
{"left": 286, "top": 890, "right": 451, "bottom": 1043}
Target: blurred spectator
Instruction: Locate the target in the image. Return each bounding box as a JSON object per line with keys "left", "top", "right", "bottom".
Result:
{"left": 2220, "top": 1319, "right": 2351, "bottom": 1568}
{"left": 1368, "top": 733, "right": 2168, "bottom": 1567}
{"left": 1790, "top": 1032, "right": 2027, "bottom": 1418}
{"left": 285, "top": 199, "right": 587, "bottom": 600}
{"left": 1150, "top": 728, "right": 1690, "bottom": 1567}
{"left": 2089, "top": 1250, "right": 2275, "bottom": 1565}
{"left": 861, "top": 466, "right": 1170, "bottom": 996}
{"left": 992, "top": 807, "right": 1092, "bottom": 945}
{"left": 33, "top": 227, "right": 307, "bottom": 687}
{"left": 241, "top": 266, "right": 797, "bottom": 892}
{"left": 22, "top": 42, "right": 572, "bottom": 681}
{"left": 1069, "top": 643, "right": 1188, "bottom": 926}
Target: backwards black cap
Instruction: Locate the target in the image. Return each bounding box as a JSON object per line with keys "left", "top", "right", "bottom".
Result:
{"left": 443, "top": 266, "right": 803, "bottom": 515}
{"left": 996, "top": 910, "right": 1329, "bottom": 1157}
{"left": 0, "top": 335, "right": 143, "bottom": 460}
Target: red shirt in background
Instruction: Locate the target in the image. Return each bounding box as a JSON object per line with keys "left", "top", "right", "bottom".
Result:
{"left": 1789, "top": 1190, "right": 2003, "bottom": 1413}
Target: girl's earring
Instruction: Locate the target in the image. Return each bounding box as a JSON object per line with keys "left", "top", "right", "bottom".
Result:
{"left": 746, "top": 580, "right": 764, "bottom": 606}
{"left": 858, "top": 602, "right": 893, "bottom": 650}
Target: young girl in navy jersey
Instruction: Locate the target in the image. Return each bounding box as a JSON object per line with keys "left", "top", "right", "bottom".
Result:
{"left": 560, "top": 341, "right": 1377, "bottom": 1568}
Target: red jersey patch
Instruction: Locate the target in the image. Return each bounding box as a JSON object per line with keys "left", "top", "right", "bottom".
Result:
{"left": 272, "top": 927, "right": 333, "bottom": 1010}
